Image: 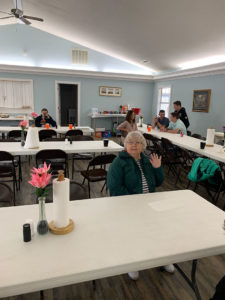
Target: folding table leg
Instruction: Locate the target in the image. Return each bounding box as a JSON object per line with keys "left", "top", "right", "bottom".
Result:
{"left": 174, "top": 260, "right": 201, "bottom": 300}
{"left": 40, "top": 290, "right": 44, "bottom": 300}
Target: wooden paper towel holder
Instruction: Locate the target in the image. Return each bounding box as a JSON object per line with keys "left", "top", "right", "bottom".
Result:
{"left": 49, "top": 218, "right": 74, "bottom": 235}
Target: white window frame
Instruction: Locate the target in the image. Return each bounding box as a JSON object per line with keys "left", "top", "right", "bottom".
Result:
{"left": 0, "top": 78, "right": 34, "bottom": 114}
{"left": 157, "top": 86, "right": 171, "bottom": 117}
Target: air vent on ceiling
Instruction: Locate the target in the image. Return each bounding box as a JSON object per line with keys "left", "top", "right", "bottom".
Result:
{"left": 71, "top": 49, "right": 89, "bottom": 65}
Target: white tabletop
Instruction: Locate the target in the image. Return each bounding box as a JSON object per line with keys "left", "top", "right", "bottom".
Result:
{"left": 0, "top": 126, "right": 94, "bottom": 134}
{"left": 0, "top": 190, "right": 225, "bottom": 297}
{"left": 139, "top": 126, "right": 225, "bottom": 163}
{"left": 89, "top": 114, "right": 126, "bottom": 118}
{"left": 0, "top": 140, "right": 123, "bottom": 156}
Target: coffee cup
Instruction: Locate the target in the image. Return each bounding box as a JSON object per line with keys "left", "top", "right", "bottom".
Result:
{"left": 103, "top": 139, "right": 109, "bottom": 147}
{"left": 200, "top": 142, "right": 206, "bottom": 149}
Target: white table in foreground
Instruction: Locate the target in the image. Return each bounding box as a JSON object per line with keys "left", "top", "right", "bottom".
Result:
{"left": 0, "top": 190, "right": 225, "bottom": 298}
{"left": 0, "top": 140, "right": 123, "bottom": 156}
{"left": 139, "top": 126, "right": 225, "bottom": 163}
{"left": 0, "top": 126, "right": 94, "bottom": 135}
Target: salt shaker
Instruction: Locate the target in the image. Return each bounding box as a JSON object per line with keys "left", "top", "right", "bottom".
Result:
{"left": 23, "top": 223, "right": 31, "bottom": 242}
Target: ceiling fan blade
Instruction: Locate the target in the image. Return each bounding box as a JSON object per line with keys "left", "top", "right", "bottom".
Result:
{"left": 0, "top": 10, "right": 13, "bottom": 15}
{"left": 23, "top": 15, "right": 44, "bottom": 22}
{"left": 19, "top": 16, "right": 31, "bottom": 25}
{"left": 0, "top": 16, "right": 14, "bottom": 20}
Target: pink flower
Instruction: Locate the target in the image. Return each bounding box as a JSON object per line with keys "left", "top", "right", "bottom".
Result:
{"left": 19, "top": 120, "right": 28, "bottom": 129}
{"left": 31, "top": 112, "right": 38, "bottom": 119}
{"left": 28, "top": 162, "right": 52, "bottom": 196}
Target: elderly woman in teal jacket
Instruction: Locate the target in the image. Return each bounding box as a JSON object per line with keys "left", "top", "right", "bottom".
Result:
{"left": 107, "top": 131, "right": 175, "bottom": 280}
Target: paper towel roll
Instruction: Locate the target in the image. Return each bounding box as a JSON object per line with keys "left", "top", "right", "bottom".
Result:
{"left": 206, "top": 128, "right": 215, "bottom": 146}
{"left": 53, "top": 177, "right": 70, "bottom": 228}
{"left": 24, "top": 127, "right": 40, "bottom": 149}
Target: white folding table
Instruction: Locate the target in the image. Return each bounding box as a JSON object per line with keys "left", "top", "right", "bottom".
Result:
{"left": 0, "top": 126, "right": 94, "bottom": 136}
{"left": 0, "top": 140, "right": 123, "bottom": 156}
{"left": 0, "top": 190, "right": 225, "bottom": 299}
{"left": 139, "top": 126, "right": 225, "bottom": 163}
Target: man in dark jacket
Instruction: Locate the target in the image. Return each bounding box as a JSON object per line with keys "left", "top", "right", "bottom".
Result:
{"left": 35, "top": 108, "right": 57, "bottom": 127}
{"left": 173, "top": 100, "right": 190, "bottom": 128}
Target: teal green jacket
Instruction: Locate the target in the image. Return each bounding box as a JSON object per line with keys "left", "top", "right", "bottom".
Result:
{"left": 188, "top": 157, "right": 221, "bottom": 184}
{"left": 107, "top": 151, "right": 164, "bottom": 196}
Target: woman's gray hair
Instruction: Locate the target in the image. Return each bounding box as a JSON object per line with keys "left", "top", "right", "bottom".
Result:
{"left": 124, "top": 131, "right": 147, "bottom": 149}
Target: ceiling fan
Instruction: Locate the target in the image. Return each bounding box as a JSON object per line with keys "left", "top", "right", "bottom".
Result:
{"left": 0, "top": 0, "right": 44, "bottom": 25}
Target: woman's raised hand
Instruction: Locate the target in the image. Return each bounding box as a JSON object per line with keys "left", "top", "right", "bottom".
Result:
{"left": 150, "top": 153, "right": 162, "bottom": 168}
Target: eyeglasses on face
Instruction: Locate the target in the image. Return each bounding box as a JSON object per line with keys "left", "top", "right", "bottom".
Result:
{"left": 127, "top": 141, "right": 142, "bottom": 145}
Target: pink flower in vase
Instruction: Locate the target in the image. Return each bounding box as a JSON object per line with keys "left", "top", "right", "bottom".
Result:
{"left": 31, "top": 112, "right": 38, "bottom": 120}
{"left": 28, "top": 162, "right": 52, "bottom": 197}
{"left": 19, "top": 120, "right": 28, "bottom": 130}
{"left": 222, "top": 126, "right": 225, "bottom": 132}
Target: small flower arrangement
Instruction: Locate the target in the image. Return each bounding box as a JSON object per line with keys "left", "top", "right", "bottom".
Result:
{"left": 28, "top": 162, "right": 52, "bottom": 198}
{"left": 19, "top": 120, "right": 28, "bottom": 130}
{"left": 31, "top": 112, "right": 38, "bottom": 120}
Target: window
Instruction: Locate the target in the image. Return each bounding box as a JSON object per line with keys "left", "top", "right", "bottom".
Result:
{"left": 157, "top": 87, "right": 171, "bottom": 117}
{"left": 0, "top": 79, "right": 34, "bottom": 114}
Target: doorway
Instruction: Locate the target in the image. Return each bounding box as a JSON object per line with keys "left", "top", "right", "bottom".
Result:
{"left": 55, "top": 81, "right": 80, "bottom": 126}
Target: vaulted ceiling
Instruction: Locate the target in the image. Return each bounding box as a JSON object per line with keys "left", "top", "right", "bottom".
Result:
{"left": 1, "top": 0, "right": 225, "bottom": 75}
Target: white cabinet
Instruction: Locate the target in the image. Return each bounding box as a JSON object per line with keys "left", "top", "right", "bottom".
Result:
{"left": 0, "top": 79, "right": 34, "bottom": 109}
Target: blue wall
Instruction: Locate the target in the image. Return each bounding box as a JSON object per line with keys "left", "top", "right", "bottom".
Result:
{"left": 153, "top": 74, "right": 225, "bottom": 137}
{"left": 0, "top": 24, "right": 151, "bottom": 75}
{"left": 0, "top": 71, "right": 153, "bottom": 128}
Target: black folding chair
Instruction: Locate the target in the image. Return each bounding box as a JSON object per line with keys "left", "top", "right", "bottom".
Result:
{"left": 39, "top": 129, "right": 57, "bottom": 141}
{"left": 0, "top": 151, "right": 18, "bottom": 204}
{"left": 66, "top": 129, "right": 83, "bottom": 138}
{"left": 36, "top": 149, "right": 68, "bottom": 177}
{"left": 81, "top": 154, "right": 116, "bottom": 198}
{"left": 71, "top": 135, "right": 94, "bottom": 178}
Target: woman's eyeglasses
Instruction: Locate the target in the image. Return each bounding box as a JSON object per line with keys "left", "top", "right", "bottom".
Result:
{"left": 127, "top": 141, "right": 141, "bottom": 145}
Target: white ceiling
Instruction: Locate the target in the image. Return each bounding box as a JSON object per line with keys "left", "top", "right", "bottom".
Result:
{"left": 1, "top": 0, "right": 225, "bottom": 75}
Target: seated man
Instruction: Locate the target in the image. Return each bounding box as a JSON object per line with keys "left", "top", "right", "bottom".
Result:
{"left": 163, "top": 112, "right": 187, "bottom": 135}
{"left": 35, "top": 108, "right": 57, "bottom": 128}
{"left": 152, "top": 109, "right": 169, "bottom": 130}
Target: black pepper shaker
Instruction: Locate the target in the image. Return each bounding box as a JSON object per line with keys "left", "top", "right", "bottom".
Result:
{"left": 23, "top": 223, "right": 31, "bottom": 242}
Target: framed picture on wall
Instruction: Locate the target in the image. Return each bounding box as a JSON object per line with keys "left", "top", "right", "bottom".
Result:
{"left": 99, "top": 86, "right": 122, "bottom": 97}
{"left": 192, "top": 89, "right": 211, "bottom": 112}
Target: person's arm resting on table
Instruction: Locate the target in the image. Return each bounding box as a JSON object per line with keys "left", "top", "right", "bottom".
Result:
{"left": 167, "top": 127, "right": 179, "bottom": 134}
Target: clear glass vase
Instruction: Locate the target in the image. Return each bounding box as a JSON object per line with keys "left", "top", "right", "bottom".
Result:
{"left": 37, "top": 197, "right": 49, "bottom": 235}
{"left": 21, "top": 129, "right": 25, "bottom": 147}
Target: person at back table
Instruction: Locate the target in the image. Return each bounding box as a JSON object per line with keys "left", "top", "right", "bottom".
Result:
{"left": 173, "top": 100, "right": 190, "bottom": 128}
{"left": 152, "top": 109, "right": 169, "bottom": 130}
{"left": 162, "top": 112, "right": 187, "bottom": 135}
{"left": 35, "top": 108, "right": 57, "bottom": 128}
{"left": 117, "top": 110, "right": 137, "bottom": 144}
